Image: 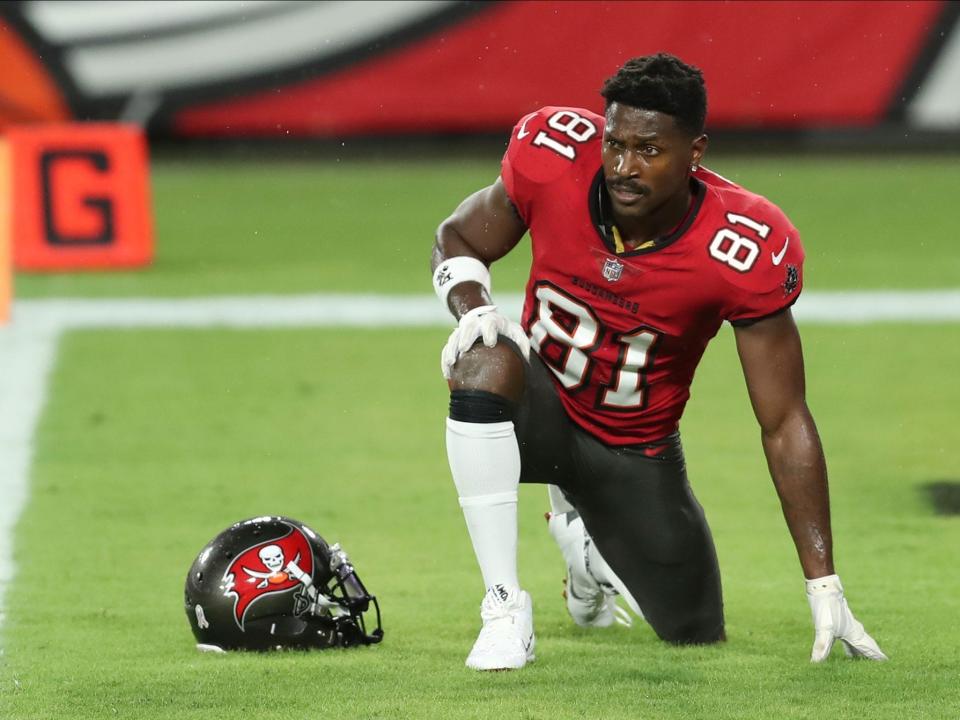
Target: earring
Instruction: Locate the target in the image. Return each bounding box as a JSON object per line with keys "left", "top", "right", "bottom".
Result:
{"left": 690, "top": 163, "right": 699, "bottom": 172}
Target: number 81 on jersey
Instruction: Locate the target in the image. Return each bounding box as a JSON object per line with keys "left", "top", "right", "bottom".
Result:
{"left": 529, "top": 284, "right": 659, "bottom": 411}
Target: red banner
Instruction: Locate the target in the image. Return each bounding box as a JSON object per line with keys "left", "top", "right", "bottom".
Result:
{"left": 173, "top": 1, "right": 945, "bottom": 137}
{"left": 1, "top": 1, "right": 954, "bottom": 137}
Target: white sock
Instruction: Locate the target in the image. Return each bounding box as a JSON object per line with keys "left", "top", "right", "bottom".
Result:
{"left": 446, "top": 418, "right": 520, "bottom": 591}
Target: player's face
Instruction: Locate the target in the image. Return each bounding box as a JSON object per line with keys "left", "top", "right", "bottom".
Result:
{"left": 602, "top": 102, "right": 705, "bottom": 222}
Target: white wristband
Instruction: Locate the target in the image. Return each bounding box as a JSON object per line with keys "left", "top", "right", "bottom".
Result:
{"left": 432, "top": 256, "right": 491, "bottom": 309}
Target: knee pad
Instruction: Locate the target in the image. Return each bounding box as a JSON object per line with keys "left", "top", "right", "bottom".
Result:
{"left": 449, "top": 389, "right": 515, "bottom": 424}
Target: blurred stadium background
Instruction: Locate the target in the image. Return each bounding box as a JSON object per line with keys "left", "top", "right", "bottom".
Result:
{"left": 3, "top": 0, "right": 960, "bottom": 142}
{"left": 1, "top": 2, "right": 959, "bottom": 719}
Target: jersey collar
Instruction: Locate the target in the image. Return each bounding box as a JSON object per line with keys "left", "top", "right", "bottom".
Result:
{"left": 589, "top": 169, "right": 705, "bottom": 256}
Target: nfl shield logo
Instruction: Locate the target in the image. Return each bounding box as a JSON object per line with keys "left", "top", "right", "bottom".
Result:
{"left": 602, "top": 257, "right": 624, "bottom": 283}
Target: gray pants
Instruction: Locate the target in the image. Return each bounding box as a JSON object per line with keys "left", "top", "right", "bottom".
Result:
{"left": 514, "top": 349, "right": 725, "bottom": 644}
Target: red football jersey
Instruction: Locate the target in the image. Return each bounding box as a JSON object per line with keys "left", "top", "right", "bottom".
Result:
{"left": 501, "top": 106, "right": 804, "bottom": 445}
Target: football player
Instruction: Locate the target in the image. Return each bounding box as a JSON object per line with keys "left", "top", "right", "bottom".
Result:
{"left": 431, "top": 53, "right": 886, "bottom": 670}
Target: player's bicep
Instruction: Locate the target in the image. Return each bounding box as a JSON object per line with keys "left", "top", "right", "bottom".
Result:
{"left": 434, "top": 178, "right": 527, "bottom": 266}
{"left": 733, "top": 308, "right": 808, "bottom": 433}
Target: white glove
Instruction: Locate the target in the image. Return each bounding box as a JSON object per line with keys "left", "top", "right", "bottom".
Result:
{"left": 440, "top": 304, "right": 530, "bottom": 379}
{"left": 805, "top": 574, "right": 887, "bottom": 662}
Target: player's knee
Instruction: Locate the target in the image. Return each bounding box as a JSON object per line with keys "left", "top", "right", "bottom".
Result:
{"left": 447, "top": 341, "right": 525, "bottom": 402}
{"left": 655, "top": 616, "right": 725, "bottom": 646}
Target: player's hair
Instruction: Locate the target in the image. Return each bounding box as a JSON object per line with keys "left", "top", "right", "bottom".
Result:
{"left": 600, "top": 53, "right": 707, "bottom": 136}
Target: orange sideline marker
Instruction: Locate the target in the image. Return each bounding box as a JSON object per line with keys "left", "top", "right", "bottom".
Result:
{"left": 7, "top": 123, "right": 153, "bottom": 271}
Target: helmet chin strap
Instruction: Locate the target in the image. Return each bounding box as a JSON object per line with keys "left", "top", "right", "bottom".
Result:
{"left": 308, "top": 593, "right": 352, "bottom": 618}
{"left": 284, "top": 558, "right": 352, "bottom": 618}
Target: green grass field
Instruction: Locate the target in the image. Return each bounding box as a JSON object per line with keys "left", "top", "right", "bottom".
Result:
{"left": 13, "top": 155, "right": 960, "bottom": 298}
{"left": 2, "top": 155, "right": 959, "bottom": 719}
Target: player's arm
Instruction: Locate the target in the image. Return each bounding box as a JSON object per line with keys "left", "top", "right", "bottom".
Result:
{"left": 734, "top": 308, "right": 886, "bottom": 662}
{"left": 431, "top": 177, "right": 530, "bottom": 378}
{"left": 431, "top": 177, "right": 527, "bottom": 318}
{"left": 733, "top": 308, "right": 832, "bottom": 578}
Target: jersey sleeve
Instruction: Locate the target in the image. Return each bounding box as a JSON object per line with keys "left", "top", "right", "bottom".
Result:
{"left": 715, "top": 199, "right": 805, "bottom": 325}
{"left": 501, "top": 106, "right": 604, "bottom": 225}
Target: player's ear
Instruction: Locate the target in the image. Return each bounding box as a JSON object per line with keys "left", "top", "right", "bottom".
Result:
{"left": 691, "top": 134, "right": 708, "bottom": 168}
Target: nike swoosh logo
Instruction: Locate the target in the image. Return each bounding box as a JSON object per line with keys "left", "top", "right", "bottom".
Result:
{"left": 517, "top": 115, "right": 533, "bottom": 139}
{"left": 772, "top": 236, "right": 790, "bottom": 266}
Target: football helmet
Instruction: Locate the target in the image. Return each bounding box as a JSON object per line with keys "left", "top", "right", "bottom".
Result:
{"left": 184, "top": 516, "right": 383, "bottom": 651}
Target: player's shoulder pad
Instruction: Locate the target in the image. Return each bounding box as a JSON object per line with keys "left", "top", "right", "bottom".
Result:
{"left": 502, "top": 106, "right": 604, "bottom": 192}
{"left": 699, "top": 171, "right": 805, "bottom": 297}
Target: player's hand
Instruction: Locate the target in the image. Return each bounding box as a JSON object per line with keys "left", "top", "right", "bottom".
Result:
{"left": 805, "top": 574, "right": 887, "bottom": 662}
{"left": 441, "top": 304, "right": 530, "bottom": 379}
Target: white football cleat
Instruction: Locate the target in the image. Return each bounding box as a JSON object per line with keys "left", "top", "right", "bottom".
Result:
{"left": 465, "top": 584, "right": 535, "bottom": 671}
{"left": 546, "top": 511, "right": 633, "bottom": 628}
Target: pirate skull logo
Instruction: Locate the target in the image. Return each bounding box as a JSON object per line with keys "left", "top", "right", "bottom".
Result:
{"left": 221, "top": 522, "right": 323, "bottom": 629}
{"left": 243, "top": 545, "right": 295, "bottom": 588}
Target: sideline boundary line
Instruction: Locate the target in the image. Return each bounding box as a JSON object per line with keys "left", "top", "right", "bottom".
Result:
{"left": 7, "top": 289, "right": 960, "bottom": 330}
{"left": 2, "top": 289, "right": 960, "bottom": 631}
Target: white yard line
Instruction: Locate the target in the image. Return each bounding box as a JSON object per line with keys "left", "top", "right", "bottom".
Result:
{"left": 2, "top": 289, "right": 960, "bottom": 629}
{"left": 0, "top": 323, "right": 59, "bottom": 628}
{"left": 6, "top": 290, "right": 960, "bottom": 329}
